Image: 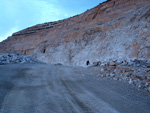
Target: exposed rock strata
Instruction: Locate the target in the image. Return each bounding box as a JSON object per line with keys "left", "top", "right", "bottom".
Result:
{"left": 0, "top": 0, "right": 150, "bottom": 66}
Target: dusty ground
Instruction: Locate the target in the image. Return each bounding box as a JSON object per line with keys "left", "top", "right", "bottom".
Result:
{"left": 0, "top": 64, "right": 150, "bottom": 113}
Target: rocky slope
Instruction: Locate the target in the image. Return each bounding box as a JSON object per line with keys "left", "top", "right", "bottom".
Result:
{"left": 0, "top": 54, "right": 44, "bottom": 64}
{"left": 89, "top": 60, "right": 150, "bottom": 92}
{"left": 0, "top": 0, "right": 150, "bottom": 66}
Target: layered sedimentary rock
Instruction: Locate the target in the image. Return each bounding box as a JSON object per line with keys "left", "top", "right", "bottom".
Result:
{"left": 0, "top": 0, "right": 150, "bottom": 66}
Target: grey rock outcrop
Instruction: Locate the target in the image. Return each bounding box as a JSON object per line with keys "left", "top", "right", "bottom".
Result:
{"left": 0, "top": 0, "right": 150, "bottom": 67}
{"left": 0, "top": 54, "right": 44, "bottom": 64}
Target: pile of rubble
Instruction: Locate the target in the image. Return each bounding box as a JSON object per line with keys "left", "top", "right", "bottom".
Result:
{"left": 91, "top": 59, "right": 150, "bottom": 92}
{"left": 92, "top": 59, "right": 150, "bottom": 68}
{"left": 0, "top": 54, "right": 44, "bottom": 64}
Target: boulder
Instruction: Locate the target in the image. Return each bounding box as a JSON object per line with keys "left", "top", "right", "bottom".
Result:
{"left": 92, "top": 61, "right": 101, "bottom": 66}
{"left": 109, "top": 61, "right": 118, "bottom": 66}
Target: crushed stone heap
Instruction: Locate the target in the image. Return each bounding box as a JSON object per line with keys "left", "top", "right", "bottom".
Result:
{"left": 0, "top": 54, "right": 44, "bottom": 64}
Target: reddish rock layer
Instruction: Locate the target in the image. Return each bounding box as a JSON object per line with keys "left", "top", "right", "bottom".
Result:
{"left": 0, "top": 0, "right": 150, "bottom": 66}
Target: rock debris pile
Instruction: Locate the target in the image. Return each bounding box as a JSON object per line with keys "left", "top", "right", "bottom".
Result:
{"left": 90, "top": 59, "right": 150, "bottom": 92}
{"left": 0, "top": 0, "right": 150, "bottom": 66}
{"left": 92, "top": 59, "right": 150, "bottom": 68}
{"left": 0, "top": 54, "right": 44, "bottom": 64}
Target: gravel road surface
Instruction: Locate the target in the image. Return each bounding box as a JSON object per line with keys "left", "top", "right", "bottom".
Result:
{"left": 0, "top": 64, "right": 150, "bottom": 113}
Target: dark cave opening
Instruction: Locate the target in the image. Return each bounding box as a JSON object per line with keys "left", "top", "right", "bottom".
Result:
{"left": 43, "top": 48, "right": 46, "bottom": 53}
{"left": 86, "top": 60, "right": 90, "bottom": 65}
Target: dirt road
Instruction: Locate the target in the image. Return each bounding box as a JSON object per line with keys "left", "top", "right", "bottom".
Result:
{"left": 0, "top": 64, "right": 150, "bottom": 113}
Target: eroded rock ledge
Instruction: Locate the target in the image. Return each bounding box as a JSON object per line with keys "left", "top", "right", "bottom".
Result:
{"left": 0, "top": 0, "right": 150, "bottom": 67}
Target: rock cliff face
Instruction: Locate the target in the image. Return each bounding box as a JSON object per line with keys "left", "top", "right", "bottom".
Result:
{"left": 0, "top": 0, "right": 150, "bottom": 66}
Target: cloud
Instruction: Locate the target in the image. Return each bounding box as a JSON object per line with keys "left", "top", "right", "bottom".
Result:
{"left": 0, "top": 26, "right": 18, "bottom": 42}
{"left": 0, "top": 0, "right": 66, "bottom": 41}
{"left": 0, "top": 0, "right": 72, "bottom": 41}
{"left": 0, "top": 0, "right": 105, "bottom": 42}
{"left": 37, "top": 0, "right": 70, "bottom": 22}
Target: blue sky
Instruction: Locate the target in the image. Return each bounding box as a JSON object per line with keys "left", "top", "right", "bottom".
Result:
{"left": 0, "top": 0, "right": 106, "bottom": 42}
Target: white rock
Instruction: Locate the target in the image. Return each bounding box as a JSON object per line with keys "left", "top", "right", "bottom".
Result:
{"left": 129, "top": 79, "right": 133, "bottom": 84}
{"left": 100, "top": 68, "right": 104, "bottom": 72}
{"left": 147, "top": 87, "right": 150, "bottom": 92}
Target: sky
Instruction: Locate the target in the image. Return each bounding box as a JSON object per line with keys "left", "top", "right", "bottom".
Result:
{"left": 0, "top": 0, "right": 106, "bottom": 42}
